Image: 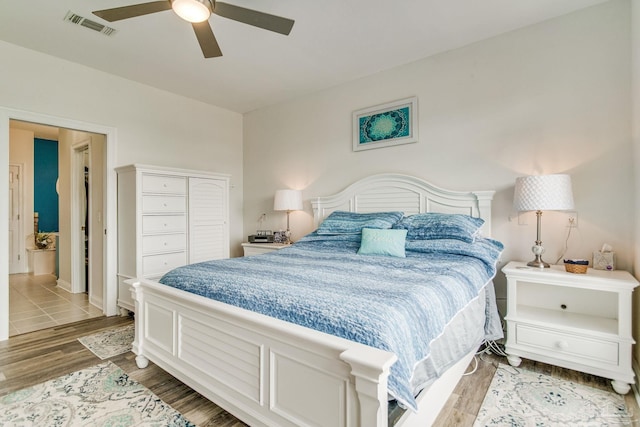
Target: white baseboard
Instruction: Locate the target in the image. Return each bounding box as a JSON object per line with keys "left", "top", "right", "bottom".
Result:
{"left": 90, "top": 295, "right": 103, "bottom": 312}
{"left": 56, "top": 278, "right": 72, "bottom": 293}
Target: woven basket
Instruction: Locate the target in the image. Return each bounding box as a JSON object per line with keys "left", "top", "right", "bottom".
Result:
{"left": 564, "top": 263, "right": 588, "bottom": 274}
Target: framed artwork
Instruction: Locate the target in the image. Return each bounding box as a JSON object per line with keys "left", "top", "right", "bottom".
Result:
{"left": 352, "top": 96, "right": 418, "bottom": 151}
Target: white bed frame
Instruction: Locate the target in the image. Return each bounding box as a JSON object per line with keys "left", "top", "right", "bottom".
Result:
{"left": 130, "top": 173, "right": 494, "bottom": 427}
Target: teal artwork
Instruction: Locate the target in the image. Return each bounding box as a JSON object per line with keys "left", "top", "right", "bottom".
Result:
{"left": 352, "top": 97, "right": 418, "bottom": 151}
{"left": 359, "top": 106, "right": 410, "bottom": 143}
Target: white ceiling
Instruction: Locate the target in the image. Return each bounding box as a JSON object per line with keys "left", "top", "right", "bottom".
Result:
{"left": 0, "top": 0, "right": 608, "bottom": 114}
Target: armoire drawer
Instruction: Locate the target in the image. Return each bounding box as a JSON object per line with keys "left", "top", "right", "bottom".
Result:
{"left": 142, "top": 195, "right": 186, "bottom": 213}
{"left": 516, "top": 324, "right": 618, "bottom": 365}
{"left": 142, "top": 215, "right": 186, "bottom": 234}
{"left": 143, "top": 252, "right": 187, "bottom": 276}
{"left": 142, "top": 233, "right": 186, "bottom": 255}
{"left": 142, "top": 174, "right": 186, "bottom": 194}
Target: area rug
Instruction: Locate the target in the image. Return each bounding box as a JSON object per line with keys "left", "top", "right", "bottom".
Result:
{"left": 473, "top": 364, "right": 632, "bottom": 426}
{"left": 0, "top": 361, "right": 194, "bottom": 426}
{"left": 78, "top": 324, "right": 135, "bottom": 360}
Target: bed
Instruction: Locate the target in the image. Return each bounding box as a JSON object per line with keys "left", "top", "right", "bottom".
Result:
{"left": 129, "top": 173, "right": 502, "bottom": 427}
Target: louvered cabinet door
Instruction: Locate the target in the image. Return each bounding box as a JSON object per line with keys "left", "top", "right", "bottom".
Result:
{"left": 188, "top": 177, "right": 229, "bottom": 264}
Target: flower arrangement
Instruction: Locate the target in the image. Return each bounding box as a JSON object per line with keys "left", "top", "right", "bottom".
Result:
{"left": 35, "top": 232, "right": 53, "bottom": 249}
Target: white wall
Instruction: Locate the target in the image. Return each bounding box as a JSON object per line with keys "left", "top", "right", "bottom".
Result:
{"left": 631, "top": 0, "right": 640, "bottom": 368}
{"left": 0, "top": 40, "right": 243, "bottom": 250}
{"left": 244, "top": 1, "right": 633, "bottom": 315}
{"left": 0, "top": 39, "right": 243, "bottom": 340}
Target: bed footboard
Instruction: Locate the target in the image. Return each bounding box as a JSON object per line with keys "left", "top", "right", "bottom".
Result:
{"left": 130, "top": 278, "right": 397, "bottom": 427}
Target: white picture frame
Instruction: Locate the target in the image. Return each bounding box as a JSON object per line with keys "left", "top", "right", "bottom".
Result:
{"left": 352, "top": 96, "right": 418, "bottom": 152}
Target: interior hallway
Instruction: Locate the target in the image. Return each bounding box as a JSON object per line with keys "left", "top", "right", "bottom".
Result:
{"left": 9, "top": 273, "right": 102, "bottom": 336}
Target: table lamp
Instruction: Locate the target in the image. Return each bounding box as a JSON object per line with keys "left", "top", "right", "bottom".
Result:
{"left": 274, "top": 189, "right": 303, "bottom": 244}
{"left": 513, "top": 174, "right": 575, "bottom": 268}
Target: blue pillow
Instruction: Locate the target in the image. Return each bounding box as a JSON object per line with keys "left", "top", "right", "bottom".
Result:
{"left": 317, "top": 211, "right": 404, "bottom": 235}
{"left": 357, "top": 228, "right": 407, "bottom": 257}
{"left": 392, "top": 213, "right": 484, "bottom": 242}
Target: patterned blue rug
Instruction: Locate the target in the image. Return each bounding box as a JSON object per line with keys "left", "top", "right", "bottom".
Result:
{"left": 474, "top": 364, "right": 633, "bottom": 426}
{"left": 0, "top": 361, "right": 194, "bottom": 426}
{"left": 78, "top": 324, "right": 134, "bottom": 359}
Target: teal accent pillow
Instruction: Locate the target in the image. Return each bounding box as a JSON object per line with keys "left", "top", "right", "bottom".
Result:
{"left": 317, "top": 211, "right": 404, "bottom": 235}
{"left": 357, "top": 228, "right": 408, "bottom": 257}
{"left": 392, "top": 213, "right": 484, "bottom": 243}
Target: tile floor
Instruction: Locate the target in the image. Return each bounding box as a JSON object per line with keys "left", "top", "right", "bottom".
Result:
{"left": 9, "top": 273, "right": 103, "bottom": 336}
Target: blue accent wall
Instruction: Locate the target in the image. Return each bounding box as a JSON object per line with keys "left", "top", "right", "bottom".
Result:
{"left": 34, "top": 138, "right": 59, "bottom": 232}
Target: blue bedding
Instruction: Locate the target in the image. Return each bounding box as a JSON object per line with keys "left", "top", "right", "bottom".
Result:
{"left": 159, "top": 232, "right": 503, "bottom": 410}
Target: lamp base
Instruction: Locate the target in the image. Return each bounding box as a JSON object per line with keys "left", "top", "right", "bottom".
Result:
{"left": 527, "top": 257, "right": 550, "bottom": 268}
{"left": 528, "top": 242, "right": 550, "bottom": 268}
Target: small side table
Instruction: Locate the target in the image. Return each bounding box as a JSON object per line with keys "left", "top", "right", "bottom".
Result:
{"left": 502, "top": 261, "right": 638, "bottom": 394}
{"left": 241, "top": 242, "right": 288, "bottom": 257}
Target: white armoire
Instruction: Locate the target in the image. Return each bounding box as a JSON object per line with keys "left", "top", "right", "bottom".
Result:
{"left": 116, "top": 164, "right": 230, "bottom": 313}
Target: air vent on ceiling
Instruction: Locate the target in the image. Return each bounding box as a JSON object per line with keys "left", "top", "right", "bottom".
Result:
{"left": 64, "top": 11, "right": 117, "bottom": 36}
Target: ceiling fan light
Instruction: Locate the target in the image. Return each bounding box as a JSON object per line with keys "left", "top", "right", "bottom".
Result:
{"left": 171, "top": 0, "right": 211, "bottom": 23}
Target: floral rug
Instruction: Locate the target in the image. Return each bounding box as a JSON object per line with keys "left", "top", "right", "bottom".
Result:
{"left": 0, "top": 361, "right": 194, "bottom": 426}
{"left": 78, "top": 324, "right": 135, "bottom": 359}
{"left": 474, "top": 363, "right": 633, "bottom": 426}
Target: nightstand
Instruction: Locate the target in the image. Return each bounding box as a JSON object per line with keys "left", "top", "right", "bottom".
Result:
{"left": 241, "top": 242, "right": 288, "bottom": 257}
{"left": 502, "top": 261, "right": 638, "bottom": 394}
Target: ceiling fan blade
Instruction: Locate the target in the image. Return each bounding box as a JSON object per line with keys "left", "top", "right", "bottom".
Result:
{"left": 213, "top": 2, "right": 294, "bottom": 35}
{"left": 192, "top": 22, "right": 223, "bottom": 58}
{"left": 93, "top": 1, "right": 172, "bottom": 22}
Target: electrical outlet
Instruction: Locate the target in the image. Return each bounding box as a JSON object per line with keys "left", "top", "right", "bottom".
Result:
{"left": 564, "top": 211, "right": 578, "bottom": 228}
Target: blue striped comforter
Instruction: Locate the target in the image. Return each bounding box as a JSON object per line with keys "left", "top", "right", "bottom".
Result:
{"left": 159, "top": 233, "right": 503, "bottom": 410}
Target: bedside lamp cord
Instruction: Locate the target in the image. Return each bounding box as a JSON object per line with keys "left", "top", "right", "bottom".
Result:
{"left": 554, "top": 218, "right": 575, "bottom": 265}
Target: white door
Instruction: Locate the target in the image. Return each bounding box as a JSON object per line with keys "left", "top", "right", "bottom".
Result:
{"left": 8, "top": 165, "right": 23, "bottom": 274}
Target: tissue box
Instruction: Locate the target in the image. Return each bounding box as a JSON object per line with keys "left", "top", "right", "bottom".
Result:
{"left": 593, "top": 251, "right": 615, "bottom": 271}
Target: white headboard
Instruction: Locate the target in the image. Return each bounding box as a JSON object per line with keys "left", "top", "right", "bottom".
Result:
{"left": 311, "top": 173, "right": 495, "bottom": 236}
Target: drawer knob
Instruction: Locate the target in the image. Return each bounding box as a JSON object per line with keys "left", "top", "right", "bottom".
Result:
{"left": 163, "top": 203, "right": 167, "bottom": 207}
{"left": 556, "top": 341, "right": 569, "bottom": 350}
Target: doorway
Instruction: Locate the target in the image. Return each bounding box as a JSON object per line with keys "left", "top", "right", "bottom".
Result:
{"left": 72, "top": 141, "right": 91, "bottom": 296}
{"left": 8, "top": 124, "right": 104, "bottom": 336}
{"left": 1, "top": 108, "right": 118, "bottom": 341}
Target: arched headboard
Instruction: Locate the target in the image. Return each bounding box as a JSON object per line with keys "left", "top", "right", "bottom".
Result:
{"left": 311, "top": 173, "right": 495, "bottom": 236}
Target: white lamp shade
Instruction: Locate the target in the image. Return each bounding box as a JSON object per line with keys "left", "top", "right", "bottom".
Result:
{"left": 171, "top": 0, "right": 211, "bottom": 23}
{"left": 513, "top": 174, "right": 575, "bottom": 212}
{"left": 274, "top": 189, "right": 303, "bottom": 211}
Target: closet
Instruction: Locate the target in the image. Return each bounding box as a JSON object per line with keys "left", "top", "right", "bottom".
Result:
{"left": 116, "top": 164, "right": 229, "bottom": 313}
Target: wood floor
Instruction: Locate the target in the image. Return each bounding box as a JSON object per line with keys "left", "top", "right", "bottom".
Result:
{"left": 1, "top": 316, "right": 638, "bottom": 426}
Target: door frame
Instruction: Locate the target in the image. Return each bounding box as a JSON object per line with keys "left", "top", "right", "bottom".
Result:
{"left": 71, "top": 141, "right": 91, "bottom": 295}
{"left": 0, "top": 107, "right": 118, "bottom": 342}
{"left": 8, "top": 163, "right": 25, "bottom": 274}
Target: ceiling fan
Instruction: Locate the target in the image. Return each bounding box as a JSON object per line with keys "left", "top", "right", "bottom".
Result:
{"left": 92, "top": 0, "right": 295, "bottom": 58}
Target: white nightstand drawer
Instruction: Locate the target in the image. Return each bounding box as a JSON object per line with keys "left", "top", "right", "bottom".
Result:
{"left": 142, "top": 174, "right": 186, "bottom": 194}
{"left": 142, "top": 195, "right": 186, "bottom": 213}
{"left": 143, "top": 233, "right": 186, "bottom": 254}
{"left": 516, "top": 324, "right": 618, "bottom": 364}
{"left": 143, "top": 252, "right": 187, "bottom": 276}
{"left": 142, "top": 215, "right": 186, "bottom": 234}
